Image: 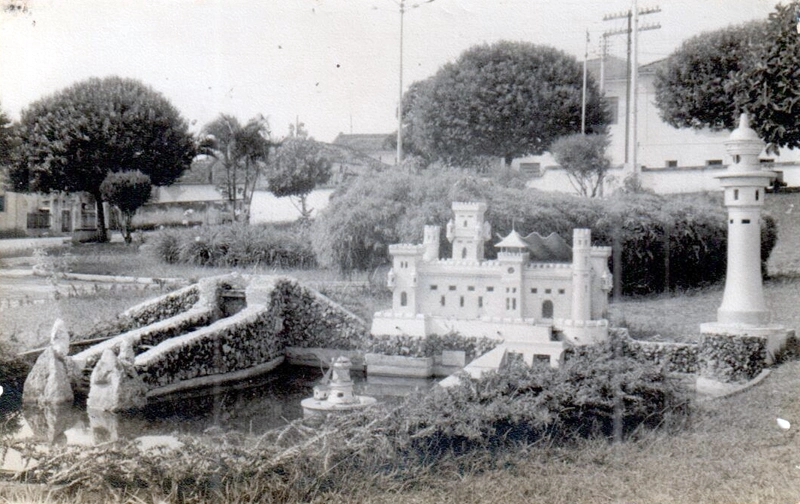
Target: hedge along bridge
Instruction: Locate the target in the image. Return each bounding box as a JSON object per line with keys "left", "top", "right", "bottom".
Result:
{"left": 53, "top": 274, "right": 376, "bottom": 406}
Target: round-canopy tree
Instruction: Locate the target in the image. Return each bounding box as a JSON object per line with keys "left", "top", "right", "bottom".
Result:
{"left": 267, "top": 137, "right": 331, "bottom": 222}
{"left": 406, "top": 41, "right": 607, "bottom": 167}
{"left": 11, "top": 76, "right": 196, "bottom": 241}
{"left": 100, "top": 170, "right": 151, "bottom": 244}
{"left": 655, "top": 2, "right": 800, "bottom": 150}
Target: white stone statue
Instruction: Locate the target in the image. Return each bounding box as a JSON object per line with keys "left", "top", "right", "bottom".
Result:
{"left": 87, "top": 343, "right": 147, "bottom": 412}
{"left": 22, "top": 319, "right": 74, "bottom": 406}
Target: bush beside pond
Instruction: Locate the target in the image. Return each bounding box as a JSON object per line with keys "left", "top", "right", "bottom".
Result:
{"left": 15, "top": 340, "right": 691, "bottom": 502}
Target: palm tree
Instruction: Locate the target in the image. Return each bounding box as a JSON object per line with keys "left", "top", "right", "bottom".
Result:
{"left": 200, "top": 114, "right": 271, "bottom": 222}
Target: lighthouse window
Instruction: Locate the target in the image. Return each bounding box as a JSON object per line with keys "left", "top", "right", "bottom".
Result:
{"left": 742, "top": 219, "right": 751, "bottom": 224}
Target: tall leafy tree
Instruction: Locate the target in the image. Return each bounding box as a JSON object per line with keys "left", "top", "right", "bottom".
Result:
{"left": 200, "top": 114, "right": 271, "bottom": 222}
{"left": 100, "top": 170, "right": 151, "bottom": 244}
{"left": 655, "top": 2, "right": 800, "bottom": 150}
{"left": 11, "top": 77, "right": 195, "bottom": 241}
{"left": 654, "top": 21, "right": 767, "bottom": 131}
{"left": 551, "top": 133, "right": 611, "bottom": 198}
{"left": 267, "top": 137, "right": 331, "bottom": 221}
{"left": 406, "top": 41, "right": 607, "bottom": 167}
{"left": 0, "top": 104, "right": 15, "bottom": 188}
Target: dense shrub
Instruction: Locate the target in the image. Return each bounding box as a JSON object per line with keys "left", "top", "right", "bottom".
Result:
{"left": 312, "top": 171, "right": 777, "bottom": 294}
{"left": 147, "top": 222, "right": 316, "bottom": 269}
{"left": 18, "top": 341, "right": 690, "bottom": 502}
{"left": 698, "top": 333, "right": 767, "bottom": 382}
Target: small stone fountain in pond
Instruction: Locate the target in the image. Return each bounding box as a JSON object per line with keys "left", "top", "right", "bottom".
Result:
{"left": 301, "top": 356, "right": 377, "bottom": 418}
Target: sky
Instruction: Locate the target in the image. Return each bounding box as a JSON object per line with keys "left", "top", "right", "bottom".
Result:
{"left": 0, "top": 0, "right": 783, "bottom": 143}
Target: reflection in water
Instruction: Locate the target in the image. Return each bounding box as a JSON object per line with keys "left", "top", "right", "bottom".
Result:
{"left": 1, "top": 363, "right": 434, "bottom": 472}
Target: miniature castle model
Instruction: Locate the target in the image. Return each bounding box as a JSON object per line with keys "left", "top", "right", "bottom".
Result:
{"left": 371, "top": 202, "right": 613, "bottom": 365}
{"left": 700, "top": 113, "right": 791, "bottom": 358}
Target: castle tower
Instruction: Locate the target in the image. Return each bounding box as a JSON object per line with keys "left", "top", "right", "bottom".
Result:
{"left": 422, "top": 225, "right": 440, "bottom": 262}
{"left": 715, "top": 114, "right": 775, "bottom": 325}
{"left": 570, "top": 229, "right": 592, "bottom": 323}
{"left": 387, "top": 244, "right": 425, "bottom": 315}
{"left": 496, "top": 229, "right": 530, "bottom": 319}
{"left": 446, "top": 202, "right": 491, "bottom": 261}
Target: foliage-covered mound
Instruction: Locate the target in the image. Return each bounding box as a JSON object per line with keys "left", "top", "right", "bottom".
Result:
{"left": 146, "top": 222, "right": 316, "bottom": 269}
{"left": 13, "top": 342, "right": 690, "bottom": 502}
{"left": 312, "top": 170, "right": 777, "bottom": 295}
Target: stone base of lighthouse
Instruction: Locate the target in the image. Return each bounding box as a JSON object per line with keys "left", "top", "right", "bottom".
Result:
{"left": 700, "top": 322, "right": 794, "bottom": 366}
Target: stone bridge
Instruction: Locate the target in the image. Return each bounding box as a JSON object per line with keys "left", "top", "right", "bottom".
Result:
{"left": 23, "top": 274, "right": 374, "bottom": 410}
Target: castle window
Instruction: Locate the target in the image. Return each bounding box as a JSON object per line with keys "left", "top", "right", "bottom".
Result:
{"left": 478, "top": 296, "right": 483, "bottom": 308}
{"left": 506, "top": 298, "right": 510, "bottom": 310}
{"left": 460, "top": 296, "right": 464, "bottom": 307}
{"left": 430, "top": 285, "right": 438, "bottom": 290}
{"left": 487, "top": 286, "right": 494, "bottom": 292}
{"left": 545, "top": 288, "right": 552, "bottom": 294}
{"left": 665, "top": 160, "right": 678, "bottom": 168}
{"left": 440, "top": 295, "right": 446, "bottom": 306}
{"left": 706, "top": 159, "right": 723, "bottom": 166}
{"left": 742, "top": 219, "right": 751, "bottom": 224}
{"left": 507, "top": 267, "right": 515, "bottom": 274}
{"left": 467, "top": 286, "right": 475, "bottom": 291}
{"left": 531, "top": 288, "right": 538, "bottom": 294}
{"left": 512, "top": 287, "right": 517, "bottom": 293}
{"left": 734, "top": 189, "right": 739, "bottom": 200}
{"left": 449, "top": 285, "right": 456, "bottom": 291}
{"left": 512, "top": 298, "right": 517, "bottom": 310}
{"left": 542, "top": 300, "right": 554, "bottom": 319}
{"left": 461, "top": 247, "right": 467, "bottom": 259}
{"left": 463, "top": 220, "right": 468, "bottom": 227}
{"left": 755, "top": 189, "right": 760, "bottom": 201}
{"left": 558, "top": 289, "right": 565, "bottom": 295}
{"left": 400, "top": 291, "right": 407, "bottom": 306}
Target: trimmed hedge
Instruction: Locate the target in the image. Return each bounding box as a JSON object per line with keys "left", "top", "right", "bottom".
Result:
{"left": 698, "top": 333, "right": 767, "bottom": 382}
{"left": 366, "top": 333, "right": 498, "bottom": 361}
{"left": 312, "top": 170, "right": 778, "bottom": 295}
{"left": 623, "top": 338, "right": 698, "bottom": 374}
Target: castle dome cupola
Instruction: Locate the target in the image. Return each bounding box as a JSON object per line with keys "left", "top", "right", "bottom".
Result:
{"left": 495, "top": 229, "right": 528, "bottom": 252}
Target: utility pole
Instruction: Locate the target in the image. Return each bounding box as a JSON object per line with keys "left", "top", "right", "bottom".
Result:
{"left": 393, "top": 0, "right": 435, "bottom": 166}
{"left": 397, "top": 0, "right": 405, "bottom": 166}
{"left": 581, "top": 29, "right": 589, "bottom": 134}
{"left": 602, "top": 4, "right": 660, "bottom": 173}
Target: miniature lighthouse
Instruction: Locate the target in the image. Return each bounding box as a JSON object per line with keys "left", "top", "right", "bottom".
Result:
{"left": 700, "top": 113, "right": 790, "bottom": 355}
{"left": 301, "top": 356, "right": 377, "bottom": 418}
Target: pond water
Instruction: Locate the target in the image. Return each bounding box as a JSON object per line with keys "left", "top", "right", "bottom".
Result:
{"left": 0, "top": 364, "right": 435, "bottom": 473}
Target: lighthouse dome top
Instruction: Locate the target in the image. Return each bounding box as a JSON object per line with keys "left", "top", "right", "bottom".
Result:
{"left": 729, "top": 113, "right": 762, "bottom": 143}
{"left": 725, "top": 113, "right": 765, "bottom": 168}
